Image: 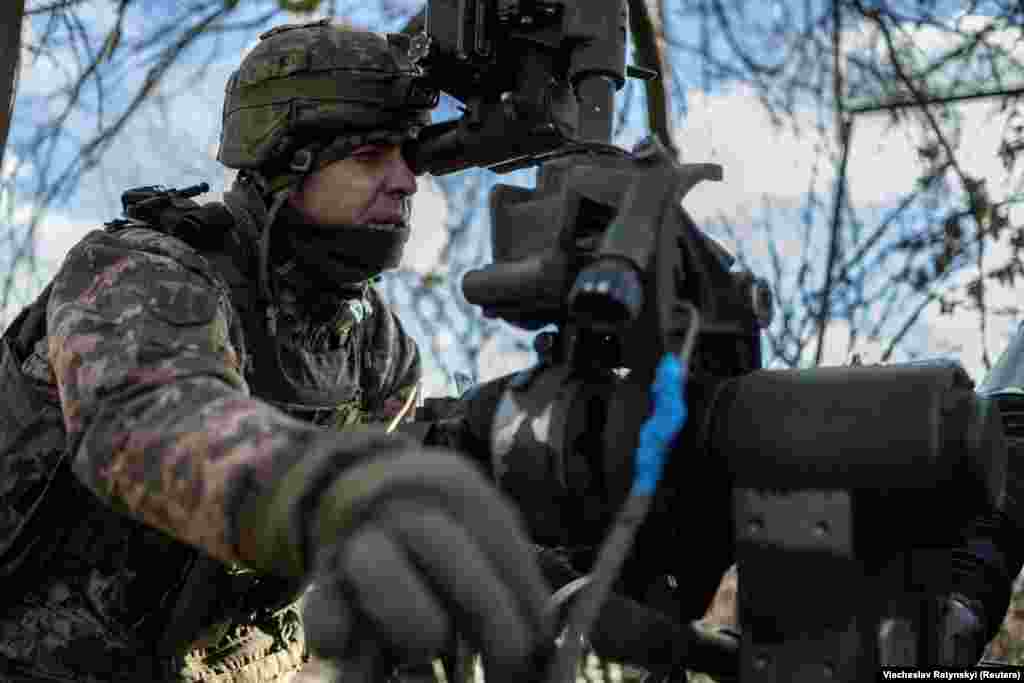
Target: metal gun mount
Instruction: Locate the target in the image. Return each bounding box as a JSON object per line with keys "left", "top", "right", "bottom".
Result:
{"left": 407, "top": 2, "right": 773, "bottom": 348}
{"left": 461, "top": 147, "right": 765, "bottom": 341}
{"left": 399, "top": 3, "right": 1014, "bottom": 682}
{"left": 407, "top": 0, "right": 643, "bottom": 177}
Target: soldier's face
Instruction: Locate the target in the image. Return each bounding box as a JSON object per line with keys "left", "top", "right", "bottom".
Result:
{"left": 289, "top": 143, "right": 417, "bottom": 227}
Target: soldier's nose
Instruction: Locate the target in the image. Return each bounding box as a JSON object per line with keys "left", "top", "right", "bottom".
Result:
{"left": 386, "top": 155, "right": 418, "bottom": 198}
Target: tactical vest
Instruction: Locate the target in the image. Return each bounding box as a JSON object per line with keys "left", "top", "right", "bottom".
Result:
{"left": 112, "top": 187, "right": 381, "bottom": 421}
{"left": 0, "top": 189, "right": 382, "bottom": 681}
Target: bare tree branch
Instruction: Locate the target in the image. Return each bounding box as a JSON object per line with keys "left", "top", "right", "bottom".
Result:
{"left": 813, "top": 1, "right": 851, "bottom": 366}
{"left": 2, "top": 2, "right": 237, "bottom": 311}
{"left": 24, "top": 0, "right": 84, "bottom": 16}
{"left": 627, "top": 0, "right": 677, "bottom": 156}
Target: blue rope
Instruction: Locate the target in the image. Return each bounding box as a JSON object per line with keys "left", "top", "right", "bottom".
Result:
{"left": 544, "top": 306, "right": 699, "bottom": 683}
{"left": 633, "top": 352, "right": 688, "bottom": 496}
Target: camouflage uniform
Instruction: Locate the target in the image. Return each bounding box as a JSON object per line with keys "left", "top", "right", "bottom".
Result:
{"left": 0, "top": 217, "right": 419, "bottom": 682}
{"left": 0, "top": 21, "right": 423, "bottom": 683}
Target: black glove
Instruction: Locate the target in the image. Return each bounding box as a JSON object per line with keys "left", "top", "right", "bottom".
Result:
{"left": 936, "top": 593, "right": 987, "bottom": 667}
{"left": 298, "top": 446, "right": 553, "bottom": 682}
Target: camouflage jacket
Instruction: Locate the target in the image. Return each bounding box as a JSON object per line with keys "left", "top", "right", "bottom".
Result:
{"left": 0, "top": 216, "right": 420, "bottom": 682}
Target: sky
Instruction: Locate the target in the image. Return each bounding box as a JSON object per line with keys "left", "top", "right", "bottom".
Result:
{"left": 5, "top": 1, "right": 1024, "bottom": 396}
{"left": 670, "top": 4, "right": 1024, "bottom": 380}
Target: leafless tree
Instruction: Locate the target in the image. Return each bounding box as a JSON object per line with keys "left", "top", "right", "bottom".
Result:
{"left": 655, "top": 1, "right": 1024, "bottom": 372}
{"left": 4, "top": 1, "right": 288, "bottom": 314}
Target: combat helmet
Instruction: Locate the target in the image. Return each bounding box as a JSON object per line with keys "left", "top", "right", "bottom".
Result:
{"left": 218, "top": 18, "right": 435, "bottom": 190}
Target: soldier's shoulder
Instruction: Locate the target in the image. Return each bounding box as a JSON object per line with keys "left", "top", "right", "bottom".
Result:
{"left": 98, "top": 222, "right": 205, "bottom": 262}
{"left": 68, "top": 223, "right": 230, "bottom": 290}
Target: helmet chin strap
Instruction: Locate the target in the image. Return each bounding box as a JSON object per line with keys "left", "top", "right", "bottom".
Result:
{"left": 258, "top": 191, "right": 291, "bottom": 336}
{"left": 236, "top": 140, "right": 327, "bottom": 337}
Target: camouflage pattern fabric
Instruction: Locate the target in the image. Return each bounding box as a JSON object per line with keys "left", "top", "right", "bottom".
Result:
{"left": 0, "top": 224, "right": 420, "bottom": 682}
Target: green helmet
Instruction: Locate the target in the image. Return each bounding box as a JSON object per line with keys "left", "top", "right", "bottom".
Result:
{"left": 217, "top": 19, "right": 435, "bottom": 176}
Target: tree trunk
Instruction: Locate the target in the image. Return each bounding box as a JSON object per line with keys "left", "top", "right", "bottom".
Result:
{"left": 0, "top": 0, "right": 26, "bottom": 173}
{"left": 627, "top": 0, "right": 677, "bottom": 157}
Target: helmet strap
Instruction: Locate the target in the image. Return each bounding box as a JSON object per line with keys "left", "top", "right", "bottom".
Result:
{"left": 251, "top": 142, "right": 323, "bottom": 337}
{"left": 258, "top": 191, "right": 290, "bottom": 336}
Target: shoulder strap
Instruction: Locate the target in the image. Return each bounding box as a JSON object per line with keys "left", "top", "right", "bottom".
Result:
{"left": 107, "top": 194, "right": 237, "bottom": 250}
{"left": 175, "top": 202, "right": 238, "bottom": 250}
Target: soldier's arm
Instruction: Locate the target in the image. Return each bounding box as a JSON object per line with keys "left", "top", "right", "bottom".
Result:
{"left": 48, "top": 229, "right": 335, "bottom": 575}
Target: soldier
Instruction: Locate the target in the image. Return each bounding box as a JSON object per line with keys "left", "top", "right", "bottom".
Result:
{"left": 0, "top": 20, "right": 551, "bottom": 683}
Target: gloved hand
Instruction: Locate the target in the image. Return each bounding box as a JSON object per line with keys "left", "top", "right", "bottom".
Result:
{"left": 292, "top": 442, "right": 553, "bottom": 682}
{"left": 936, "top": 593, "right": 987, "bottom": 667}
